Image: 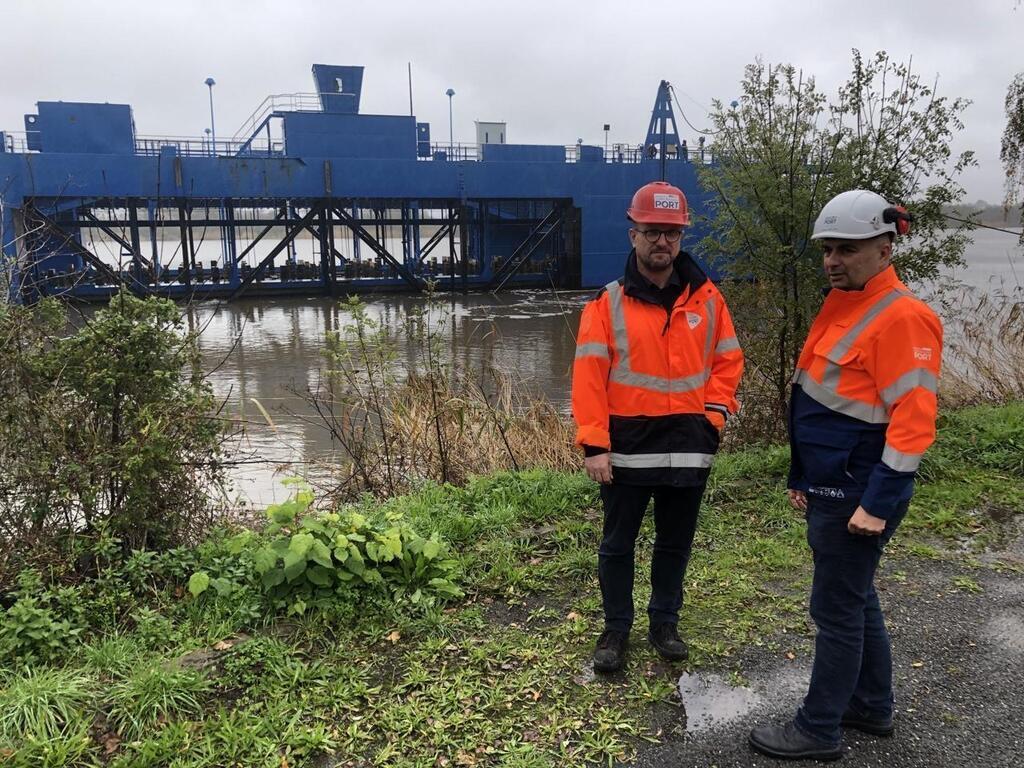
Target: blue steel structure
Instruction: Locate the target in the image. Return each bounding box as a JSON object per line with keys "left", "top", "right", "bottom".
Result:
{"left": 0, "top": 67, "right": 713, "bottom": 302}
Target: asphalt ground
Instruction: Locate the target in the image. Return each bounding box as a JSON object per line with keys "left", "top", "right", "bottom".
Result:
{"left": 629, "top": 533, "right": 1024, "bottom": 768}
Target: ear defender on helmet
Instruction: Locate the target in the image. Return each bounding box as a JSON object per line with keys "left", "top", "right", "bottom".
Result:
{"left": 882, "top": 205, "right": 913, "bottom": 236}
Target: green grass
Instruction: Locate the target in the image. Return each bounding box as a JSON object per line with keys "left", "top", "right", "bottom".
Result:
{"left": 0, "top": 667, "right": 94, "bottom": 742}
{"left": 106, "top": 664, "right": 211, "bottom": 742}
{"left": 1, "top": 402, "right": 1021, "bottom": 766}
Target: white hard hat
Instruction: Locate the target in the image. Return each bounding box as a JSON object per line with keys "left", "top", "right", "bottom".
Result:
{"left": 811, "top": 190, "right": 907, "bottom": 240}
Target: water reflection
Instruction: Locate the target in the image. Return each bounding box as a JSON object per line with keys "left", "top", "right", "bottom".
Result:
{"left": 187, "top": 290, "right": 590, "bottom": 507}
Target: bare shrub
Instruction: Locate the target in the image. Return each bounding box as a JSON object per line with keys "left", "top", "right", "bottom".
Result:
{"left": 299, "top": 296, "right": 579, "bottom": 502}
{"left": 934, "top": 284, "right": 1024, "bottom": 406}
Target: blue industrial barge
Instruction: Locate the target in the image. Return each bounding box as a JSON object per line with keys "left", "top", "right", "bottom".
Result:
{"left": 0, "top": 65, "right": 710, "bottom": 302}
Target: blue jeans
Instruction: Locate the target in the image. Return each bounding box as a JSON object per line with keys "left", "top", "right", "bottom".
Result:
{"left": 598, "top": 483, "right": 703, "bottom": 633}
{"left": 795, "top": 495, "right": 908, "bottom": 745}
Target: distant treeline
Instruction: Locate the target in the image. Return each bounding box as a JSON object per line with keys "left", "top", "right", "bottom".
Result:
{"left": 943, "top": 201, "right": 1023, "bottom": 227}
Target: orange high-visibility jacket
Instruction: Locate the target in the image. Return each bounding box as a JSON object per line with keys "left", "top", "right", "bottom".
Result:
{"left": 572, "top": 252, "right": 744, "bottom": 486}
{"left": 788, "top": 265, "right": 943, "bottom": 517}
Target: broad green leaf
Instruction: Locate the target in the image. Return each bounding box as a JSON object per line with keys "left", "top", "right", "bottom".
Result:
{"left": 422, "top": 539, "right": 441, "bottom": 560}
{"left": 365, "top": 542, "right": 380, "bottom": 562}
{"left": 283, "top": 557, "right": 307, "bottom": 582}
{"left": 253, "top": 546, "right": 278, "bottom": 574}
{"left": 300, "top": 516, "right": 327, "bottom": 535}
{"left": 271, "top": 538, "right": 291, "bottom": 555}
{"left": 428, "top": 578, "right": 464, "bottom": 597}
{"left": 210, "top": 577, "right": 233, "bottom": 597}
{"left": 309, "top": 539, "right": 333, "bottom": 568}
{"left": 187, "top": 572, "right": 210, "bottom": 597}
{"left": 261, "top": 568, "right": 286, "bottom": 589}
{"left": 306, "top": 566, "right": 332, "bottom": 587}
{"left": 288, "top": 532, "right": 314, "bottom": 558}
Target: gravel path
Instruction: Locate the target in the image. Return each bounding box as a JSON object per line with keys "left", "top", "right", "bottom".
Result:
{"left": 631, "top": 535, "right": 1024, "bottom": 767}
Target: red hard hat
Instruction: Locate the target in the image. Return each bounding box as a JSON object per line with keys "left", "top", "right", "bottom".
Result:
{"left": 627, "top": 180, "right": 690, "bottom": 226}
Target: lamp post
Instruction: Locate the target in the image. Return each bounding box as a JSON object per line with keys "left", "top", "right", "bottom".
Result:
{"left": 603, "top": 123, "right": 610, "bottom": 156}
{"left": 445, "top": 88, "right": 455, "bottom": 158}
{"left": 204, "top": 77, "right": 217, "bottom": 156}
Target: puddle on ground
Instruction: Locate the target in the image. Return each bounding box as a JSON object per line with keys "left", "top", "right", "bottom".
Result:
{"left": 982, "top": 612, "right": 1024, "bottom": 654}
{"left": 676, "top": 664, "right": 810, "bottom": 733}
{"left": 676, "top": 672, "right": 764, "bottom": 732}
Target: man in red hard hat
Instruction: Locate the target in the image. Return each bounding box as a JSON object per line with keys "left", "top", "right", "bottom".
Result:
{"left": 571, "top": 180, "right": 744, "bottom": 673}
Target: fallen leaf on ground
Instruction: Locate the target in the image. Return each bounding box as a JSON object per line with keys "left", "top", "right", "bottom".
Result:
{"left": 386, "top": 630, "right": 401, "bottom": 643}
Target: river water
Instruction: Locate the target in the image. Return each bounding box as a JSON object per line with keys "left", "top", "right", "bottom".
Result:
{"left": 187, "top": 228, "right": 1022, "bottom": 508}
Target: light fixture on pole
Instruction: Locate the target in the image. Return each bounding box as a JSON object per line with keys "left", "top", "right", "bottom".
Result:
{"left": 445, "top": 88, "right": 455, "bottom": 157}
{"left": 603, "top": 123, "right": 610, "bottom": 155}
{"left": 204, "top": 77, "right": 217, "bottom": 156}
{"left": 204, "top": 127, "right": 212, "bottom": 155}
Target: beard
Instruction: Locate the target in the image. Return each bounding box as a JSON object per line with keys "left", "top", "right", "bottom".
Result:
{"left": 637, "top": 248, "right": 675, "bottom": 272}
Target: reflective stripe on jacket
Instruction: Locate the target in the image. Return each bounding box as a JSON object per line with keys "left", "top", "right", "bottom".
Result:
{"left": 787, "top": 265, "right": 943, "bottom": 517}
{"left": 572, "top": 251, "right": 744, "bottom": 486}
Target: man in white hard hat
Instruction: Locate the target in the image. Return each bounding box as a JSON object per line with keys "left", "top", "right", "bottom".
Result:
{"left": 749, "top": 190, "right": 943, "bottom": 761}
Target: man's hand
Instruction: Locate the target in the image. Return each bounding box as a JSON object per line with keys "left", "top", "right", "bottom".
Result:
{"left": 585, "top": 453, "right": 614, "bottom": 484}
{"left": 848, "top": 505, "right": 885, "bottom": 535}
{"left": 787, "top": 489, "right": 807, "bottom": 511}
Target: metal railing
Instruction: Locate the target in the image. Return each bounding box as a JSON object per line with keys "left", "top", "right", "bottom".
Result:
{"left": 420, "top": 141, "right": 716, "bottom": 165}
{"left": 134, "top": 135, "right": 284, "bottom": 157}
{"left": 2, "top": 128, "right": 714, "bottom": 165}
{"left": 1, "top": 130, "right": 284, "bottom": 158}
{"left": 231, "top": 92, "right": 322, "bottom": 142}
{"left": 2, "top": 132, "right": 30, "bottom": 153}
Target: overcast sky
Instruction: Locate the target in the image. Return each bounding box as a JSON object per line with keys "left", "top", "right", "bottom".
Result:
{"left": 1, "top": 0, "right": 1020, "bottom": 203}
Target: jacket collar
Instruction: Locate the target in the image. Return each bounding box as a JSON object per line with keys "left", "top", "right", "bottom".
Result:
{"left": 622, "top": 249, "right": 709, "bottom": 305}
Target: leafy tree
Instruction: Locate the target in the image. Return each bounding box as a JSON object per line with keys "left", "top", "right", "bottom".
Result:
{"left": 1001, "top": 72, "right": 1024, "bottom": 231}
{"left": 698, "top": 50, "right": 974, "bottom": 438}
{"left": 0, "top": 293, "right": 224, "bottom": 572}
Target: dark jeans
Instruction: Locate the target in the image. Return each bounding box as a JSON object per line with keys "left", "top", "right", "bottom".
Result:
{"left": 598, "top": 483, "right": 704, "bottom": 633}
{"left": 795, "top": 495, "right": 909, "bottom": 745}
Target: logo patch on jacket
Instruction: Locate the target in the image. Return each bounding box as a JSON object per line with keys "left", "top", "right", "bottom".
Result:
{"left": 913, "top": 346, "right": 933, "bottom": 361}
{"left": 686, "top": 312, "right": 702, "bottom": 329}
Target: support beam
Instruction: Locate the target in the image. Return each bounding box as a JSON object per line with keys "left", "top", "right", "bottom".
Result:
{"left": 459, "top": 203, "right": 469, "bottom": 293}
{"left": 178, "top": 204, "right": 193, "bottom": 289}
{"left": 232, "top": 211, "right": 286, "bottom": 267}
{"left": 78, "top": 210, "right": 152, "bottom": 271}
{"left": 489, "top": 205, "right": 566, "bottom": 292}
{"left": 332, "top": 206, "right": 422, "bottom": 291}
{"left": 229, "top": 203, "right": 323, "bottom": 300}
{"left": 303, "top": 225, "right": 347, "bottom": 265}
{"left": 27, "top": 208, "right": 138, "bottom": 292}
{"left": 417, "top": 219, "right": 456, "bottom": 263}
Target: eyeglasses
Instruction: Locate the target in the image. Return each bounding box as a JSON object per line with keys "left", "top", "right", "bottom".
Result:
{"left": 634, "top": 228, "right": 683, "bottom": 244}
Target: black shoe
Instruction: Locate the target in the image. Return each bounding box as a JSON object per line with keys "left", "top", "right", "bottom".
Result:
{"left": 748, "top": 722, "right": 842, "bottom": 761}
{"left": 841, "top": 708, "right": 894, "bottom": 737}
{"left": 648, "top": 622, "right": 688, "bottom": 661}
{"left": 593, "top": 630, "right": 628, "bottom": 673}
